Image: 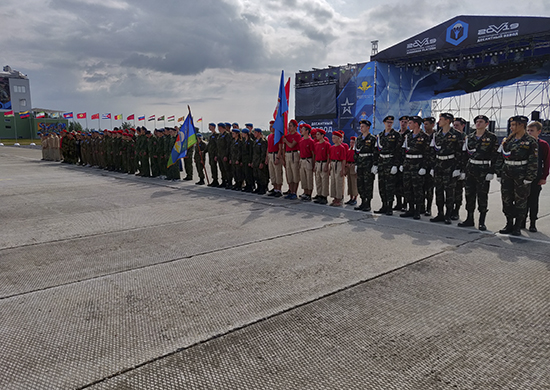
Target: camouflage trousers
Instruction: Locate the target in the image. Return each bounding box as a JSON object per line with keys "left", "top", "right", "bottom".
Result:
{"left": 232, "top": 162, "right": 243, "bottom": 184}
{"left": 253, "top": 164, "right": 268, "bottom": 188}
{"left": 184, "top": 157, "right": 193, "bottom": 178}
{"left": 455, "top": 178, "right": 464, "bottom": 208}
{"left": 356, "top": 159, "right": 375, "bottom": 200}
{"left": 195, "top": 160, "right": 205, "bottom": 180}
{"left": 403, "top": 161, "right": 425, "bottom": 209}
{"left": 464, "top": 167, "right": 491, "bottom": 213}
{"left": 501, "top": 171, "right": 531, "bottom": 219}
{"left": 434, "top": 166, "right": 457, "bottom": 212}
{"left": 208, "top": 155, "right": 218, "bottom": 181}
{"left": 423, "top": 171, "right": 434, "bottom": 209}
{"left": 378, "top": 161, "right": 397, "bottom": 205}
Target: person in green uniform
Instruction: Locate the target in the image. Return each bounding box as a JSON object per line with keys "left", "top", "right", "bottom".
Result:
{"left": 194, "top": 133, "right": 207, "bottom": 185}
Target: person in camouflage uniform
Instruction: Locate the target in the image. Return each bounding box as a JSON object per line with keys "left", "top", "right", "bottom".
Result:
{"left": 354, "top": 120, "right": 377, "bottom": 211}
{"left": 160, "top": 128, "right": 170, "bottom": 178}
{"left": 217, "top": 123, "right": 232, "bottom": 189}
{"left": 452, "top": 117, "right": 468, "bottom": 220}
{"left": 206, "top": 123, "right": 219, "bottom": 187}
{"left": 194, "top": 133, "right": 207, "bottom": 185}
{"left": 394, "top": 115, "right": 410, "bottom": 210}
{"left": 457, "top": 115, "right": 499, "bottom": 231}
{"left": 400, "top": 116, "right": 430, "bottom": 219}
{"left": 373, "top": 115, "right": 401, "bottom": 215}
{"left": 138, "top": 127, "right": 151, "bottom": 177}
{"left": 149, "top": 129, "right": 161, "bottom": 178}
{"left": 241, "top": 128, "right": 254, "bottom": 192}
{"left": 422, "top": 117, "right": 436, "bottom": 216}
{"left": 496, "top": 115, "right": 539, "bottom": 236}
{"left": 428, "top": 113, "right": 463, "bottom": 225}
{"left": 166, "top": 128, "right": 180, "bottom": 180}
{"left": 252, "top": 128, "right": 268, "bottom": 194}
{"left": 113, "top": 130, "right": 122, "bottom": 172}
{"left": 182, "top": 126, "right": 195, "bottom": 181}
{"left": 230, "top": 128, "right": 243, "bottom": 190}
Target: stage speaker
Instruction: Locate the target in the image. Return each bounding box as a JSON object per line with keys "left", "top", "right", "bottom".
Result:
{"left": 489, "top": 120, "right": 496, "bottom": 133}
{"left": 531, "top": 111, "right": 540, "bottom": 121}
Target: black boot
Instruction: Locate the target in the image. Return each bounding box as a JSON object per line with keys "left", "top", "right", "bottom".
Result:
{"left": 208, "top": 180, "right": 219, "bottom": 187}
{"left": 393, "top": 198, "right": 403, "bottom": 211}
{"left": 385, "top": 201, "right": 393, "bottom": 216}
{"left": 450, "top": 205, "right": 460, "bottom": 220}
{"left": 430, "top": 206, "right": 445, "bottom": 222}
{"left": 444, "top": 207, "right": 452, "bottom": 225}
{"left": 458, "top": 212, "right": 475, "bottom": 227}
{"left": 374, "top": 200, "right": 387, "bottom": 214}
{"left": 355, "top": 198, "right": 366, "bottom": 210}
{"left": 499, "top": 217, "right": 515, "bottom": 234}
{"left": 511, "top": 218, "right": 524, "bottom": 236}
{"left": 363, "top": 199, "right": 372, "bottom": 212}
{"left": 529, "top": 220, "right": 538, "bottom": 233}
{"left": 413, "top": 204, "right": 421, "bottom": 220}
{"left": 478, "top": 212, "right": 487, "bottom": 231}
{"left": 425, "top": 200, "right": 432, "bottom": 216}
{"left": 195, "top": 179, "right": 205, "bottom": 185}
{"left": 400, "top": 204, "right": 415, "bottom": 218}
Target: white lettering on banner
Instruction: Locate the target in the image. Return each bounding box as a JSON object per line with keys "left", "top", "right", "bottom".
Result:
{"left": 477, "top": 22, "right": 519, "bottom": 42}
{"left": 406, "top": 37, "right": 437, "bottom": 54}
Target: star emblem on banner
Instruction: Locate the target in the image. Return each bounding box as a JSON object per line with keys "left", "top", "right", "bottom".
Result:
{"left": 341, "top": 98, "right": 354, "bottom": 115}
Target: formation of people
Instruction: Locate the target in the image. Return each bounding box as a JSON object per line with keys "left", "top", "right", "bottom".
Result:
{"left": 39, "top": 115, "right": 549, "bottom": 236}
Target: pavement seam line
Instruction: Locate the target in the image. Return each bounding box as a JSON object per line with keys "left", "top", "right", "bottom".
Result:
{"left": 75, "top": 246, "right": 449, "bottom": 390}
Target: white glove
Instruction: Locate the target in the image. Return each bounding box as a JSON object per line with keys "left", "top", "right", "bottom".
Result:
{"left": 390, "top": 166, "right": 398, "bottom": 175}
{"left": 460, "top": 173, "right": 466, "bottom": 180}
{"left": 371, "top": 165, "right": 378, "bottom": 175}
{"left": 399, "top": 165, "right": 404, "bottom": 172}
{"left": 485, "top": 173, "right": 494, "bottom": 181}
{"left": 354, "top": 165, "right": 357, "bottom": 173}
{"left": 430, "top": 169, "right": 434, "bottom": 177}
{"left": 524, "top": 180, "right": 532, "bottom": 185}
{"left": 452, "top": 169, "right": 461, "bottom": 178}
{"left": 418, "top": 168, "right": 426, "bottom": 176}
{"left": 496, "top": 177, "right": 501, "bottom": 183}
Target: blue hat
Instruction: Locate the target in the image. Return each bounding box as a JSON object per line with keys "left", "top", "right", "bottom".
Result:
{"left": 197, "top": 133, "right": 203, "bottom": 138}
{"left": 209, "top": 122, "right": 216, "bottom": 127}
{"left": 232, "top": 128, "right": 241, "bottom": 133}
{"left": 245, "top": 123, "right": 253, "bottom": 127}
{"left": 242, "top": 128, "right": 250, "bottom": 134}
{"left": 217, "top": 122, "right": 226, "bottom": 128}
{"left": 225, "top": 122, "right": 231, "bottom": 128}
{"left": 253, "top": 128, "right": 262, "bottom": 133}
{"left": 157, "top": 128, "right": 165, "bottom": 132}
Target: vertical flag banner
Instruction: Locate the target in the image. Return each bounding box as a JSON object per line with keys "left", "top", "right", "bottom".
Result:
{"left": 77, "top": 113, "right": 86, "bottom": 119}
{"left": 127, "top": 114, "right": 135, "bottom": 121}
{"left": 167, "top": 113, "right": 197, "bottom": 167}
{"left": 91, "top": 113, "right": 99, "bottom": 120}
{"left": 63, "top": 112, "right": 73, "bottom": 119}
{"left": 273, "top": 70, "right": 288, "bottom": 145}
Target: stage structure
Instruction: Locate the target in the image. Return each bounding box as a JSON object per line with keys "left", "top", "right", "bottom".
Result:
{"left": 295, "top": 15, "right": 550, "bottom": 141}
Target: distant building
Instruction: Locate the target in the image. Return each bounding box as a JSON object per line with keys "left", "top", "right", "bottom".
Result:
{"left": 0, "top": 65, "right": 31, "bottom": 112}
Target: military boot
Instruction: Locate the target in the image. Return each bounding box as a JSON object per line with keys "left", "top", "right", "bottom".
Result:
{"left": 450, "top": 205, "right": 460, "bottom": 220}
{"left": 511, "top": 218, "right": 524, "bottom": 236}
{"left": 499, "top": 217, "right": 515, "bottom": 234}
{"left": 354, "top": 197, "right": 366, "bottom": 211}
{"left": 478, "top": 212, "right": 487, "bottom": 231}
{"left": 430, "top": 206, "right": 446, "bottom": 222}
{"left": 458, "top": 212, "right": 475, "bottom": 227}
{"left": 400, "top": 203, "right": 415, "bottom": 218}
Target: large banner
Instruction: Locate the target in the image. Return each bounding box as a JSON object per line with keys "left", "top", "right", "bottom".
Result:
{"left": 0, "top": 77, "right": 11, "bottom": 110}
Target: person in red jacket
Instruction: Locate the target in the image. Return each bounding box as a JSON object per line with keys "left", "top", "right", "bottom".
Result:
{"left": 329, "top": 131, "right": 347, "bottom": 206}
{"left": 313, "top": 129, "right": 330, "bottom": 204}
{"left": 525, "top": 121, "right": 550, "bottom": 232}
{"left": 298, "top": 123, "right": 315, "bottom": 201}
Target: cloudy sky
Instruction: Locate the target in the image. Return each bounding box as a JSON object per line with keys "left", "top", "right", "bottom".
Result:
{"left": 2, "top": 0, "right": 549, "bottom": 130}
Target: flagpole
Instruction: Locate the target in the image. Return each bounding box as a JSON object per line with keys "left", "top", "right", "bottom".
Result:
{"left": 86, "top": 116, "right": 88, "bottom": 131}
{"left": 14, "top": 113, "right": 18, "bottom": 141}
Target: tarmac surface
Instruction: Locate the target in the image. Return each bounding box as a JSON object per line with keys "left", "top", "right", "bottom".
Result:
{"left": 1, "top": 146, "right": 549, "bottom": 390}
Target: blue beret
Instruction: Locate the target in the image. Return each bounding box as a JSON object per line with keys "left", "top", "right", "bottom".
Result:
{"left": 253, "top": 128, "right": 262, "bottom": 132}
{"left": 242, "top": 128, "right": 250, "bottom": 134}
{"left": 232, "top": 128, "right": 241, "bottom": 133}
{"left": 232, "top": 122, "right": 239, "bottom": 127}
{"left": 217, "top": 122, "right": 226, "bottom": 128}
{"left": 245, "top": 123, "right": 253, "bottom": 127}
{"left": 225, "top": 122, "right": 231, "bottom": 128}
{"left": 209, "top": 122, "right": 216, "bottom": 127}
{"left": 197, "top": 133, "right": 203, "bottom": 138}
{"left": 157, "top": 128, "right": 164, "bottom": 132}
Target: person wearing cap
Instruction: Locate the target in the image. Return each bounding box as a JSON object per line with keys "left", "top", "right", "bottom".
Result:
{"left": 267, "top": 120, "right": 283, "bottom": 197}
{"left": 524, "top": 121, "right": 550, "bottom": 232}
{"left": 495, "top": 115, "right": 538, "bottom": 236}
{"left": 193, "top": 133, "right": 207, "bottom": 185}
{"left": 451, "top": 117, "right": 468, "bottom": 220}
{"left": 312, "top": 128, "right": 330, "bottom": 204}
{"left": 241, "top": 128, "right": 254, "bottom": 192}
{"left": 354, "top": 120, "right": 377, "bottom": 211}
{"left": 394, "top": 115, "right": 411, "bottom": 210}
{"left": 298, "top": 123, "right": 315, "bottom": 201}
{"left": 421, "top": 117, "right": 436, "bottom": 216}
{"left": 217, "top": 122, "right": 233, "bottom": 189}
{"left": 282, "top": 119, "right": 302, "bottom": 200}
{"left": 428, "top": 112, "right": 463, "bottom": 225}
{"left": 103, "top": 130, "right": 113, "bottom": 171}
{"left": 137, "top": 127, "right": 150, "bottom": 177}
{"left": 458, "top": 115, "right": 499, "bottom": 231}
{"left": 252, "top": 128, "right": 268, "bottom": 194}
{"left": 206, "top": 123, "right": 219, "bottom": 187}
{"left": 229, "top": 128, "right": 243, "bottom": 190}
{"left": 245, "top": 123, "right": 254, "bottom": 132}
{"left": 373, "top": 115, "right": 401, "bottom": 215}
{"left": 400, "top": 116, "right": 430, "bottom": 219}
{"left": 148, "top": 129, "right": 161, "bottom": 177}
{"left": 345, "top": 136, "right": 358, "bottom": 206}
{"left": 328, "top": 131, "right": 347, "bottom": 206}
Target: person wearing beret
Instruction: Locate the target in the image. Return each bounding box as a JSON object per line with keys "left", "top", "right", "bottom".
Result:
{"left": 421, "top": 117, "right": 436, "bottom": 216}
{"left": 400, "top": 116, "right": 430, "bottom": 219}
{"left": 240, "top": 128, "right": 255, "bottom": 192}
{"left": 217, "top": 122, "right": 233, "bottom": 189}
{"left": 394, "top": 115, "right": 410, "bottom": 211}
{"left": 328, "top": 131, "right": 347, "bottom": 206}
{"left": 428, "top": 112, "right": 463, "bottom": 225}
{"left": 313, "top": 128, "right": 330, "bottom": 204}
{"left": 206, "top": 123, "right": 220, "bottom": 187}
{"left": 194, "top": 133, "right": 207, "bottom": 185}
{"left": 524, "top": 121, "right": 549, "bottom": 232}
{"left": 458, "top": 115, "right": 499, "bottom": 231}
{"left": 229, "top": 128, "right": 243, "bottom": 190}
{"left": 495, "top": 115, "right": 538, "bottom": 236}
{"left": 298, "top": 123, "right": 315, "bottom": 201}
{"left": 452, "top": 117, "right": 468, "bottom": 220}
{"left": 373, "top": 115, "right": 401, "bottom": 215}
{"left": 252, "top": 128, "right": 269, "bottom": 194}
{"left": 354, "top": 120, "right": 377, "bottom": 211}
